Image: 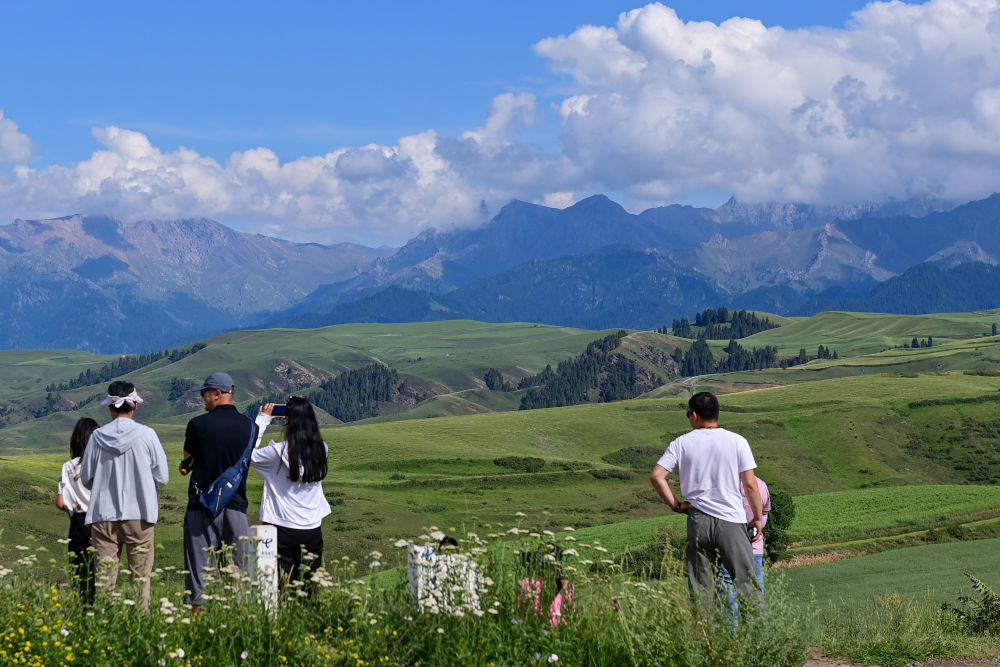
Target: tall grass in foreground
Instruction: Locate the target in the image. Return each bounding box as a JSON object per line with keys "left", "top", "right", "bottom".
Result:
{"left": 817, "top": 592, "right": 1000, "bottom": 666}
{"left": 1, "top": 526, "right": 814, "bottom": 666}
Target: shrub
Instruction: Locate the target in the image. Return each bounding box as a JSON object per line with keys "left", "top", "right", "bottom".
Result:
{"left": 493, "top": 456, "right": 545, "bottom": 473}
{"left": 765, "top": 486, "right": 795, "bottom": 563}
{"left": 590, "top": 468, "right": 633, "bottom": 481}
{"left": 942, "top": 573, "right": 1000, "bottom": 635}
{"left": 601, "top": 446, "right": 663, "bottom": 471}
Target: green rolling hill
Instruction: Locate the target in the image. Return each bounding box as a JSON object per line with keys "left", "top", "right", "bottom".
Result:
{"left": 5, "top": 310, "right": 1000, "bottom": 611}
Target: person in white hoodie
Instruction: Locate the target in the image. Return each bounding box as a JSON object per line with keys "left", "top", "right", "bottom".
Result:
{"left": 81, "top": 380, "right": 169, "bottom": 610}
{"left": 252, "top": 397, "right": 331, "bottom": 588}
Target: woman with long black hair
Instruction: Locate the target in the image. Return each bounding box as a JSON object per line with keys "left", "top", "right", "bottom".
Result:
{"left": 57, "top": 417, "right": 100, "bottom": 602}
{"left": 252, "top": 397, "right": 331, "bottom": 585}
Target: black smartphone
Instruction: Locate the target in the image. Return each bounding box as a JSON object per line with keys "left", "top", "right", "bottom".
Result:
{"left": 180, "top": 454, "right": 194, "bottom": 475}
{"left": 271, "top": 404, "right": 287, "bottom": 416}
{"left": 747, "top": 526, "right": 758, "bottom": 541}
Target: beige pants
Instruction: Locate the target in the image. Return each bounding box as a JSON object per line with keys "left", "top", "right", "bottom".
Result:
{"left": 90, "top": 520, "right": 155, "bottom": 610}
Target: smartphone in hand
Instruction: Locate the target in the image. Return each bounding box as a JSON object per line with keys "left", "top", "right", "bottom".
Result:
{"left": 179, "top": 454, "right": 194, "bottom": 476}
{"left": 747, "top": 526, "right": 758, "bottom": 541}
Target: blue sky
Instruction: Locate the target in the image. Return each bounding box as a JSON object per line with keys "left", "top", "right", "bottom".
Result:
{"left": 7, "top": 1, "right": 997, "bottom": 247}
{"left": 1, "top": 1, "right": 875, "bottom": 163}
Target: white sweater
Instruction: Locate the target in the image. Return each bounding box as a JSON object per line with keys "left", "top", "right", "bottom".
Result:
{"left": 250, "top": 414, "right": 331, "bottom": 529}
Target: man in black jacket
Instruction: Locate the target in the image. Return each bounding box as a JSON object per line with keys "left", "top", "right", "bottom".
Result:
{"left": 180, "top": 371, "right": 256, "bottom": 612}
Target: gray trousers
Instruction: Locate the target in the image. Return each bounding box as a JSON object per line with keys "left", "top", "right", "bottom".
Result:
{"left": 183, "top": 508, "right": 250, "bottom": 605}
{"left": 686, "top": 508, "right": 761, "bottom": 612}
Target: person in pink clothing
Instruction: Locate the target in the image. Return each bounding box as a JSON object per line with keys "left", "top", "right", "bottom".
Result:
{"left": 720, "top": 477, "right": 771, "bottom": 614}
{"left": 518, "top": 550, "right": 573, "bottom": 626}
{"left": 747, "top": 477, "right": 771, "bottom": 587}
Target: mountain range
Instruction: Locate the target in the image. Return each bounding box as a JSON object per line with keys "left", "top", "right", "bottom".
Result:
{"left": 0, "top": 215, "right": 390, "bottom": 351}
{"left": 2, "top": 192, "right": 998, "bottom": 352}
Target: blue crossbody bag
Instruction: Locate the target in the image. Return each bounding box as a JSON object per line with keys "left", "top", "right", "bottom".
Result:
{"left": 199, "top": 424, "right": 258, "bottom": 517}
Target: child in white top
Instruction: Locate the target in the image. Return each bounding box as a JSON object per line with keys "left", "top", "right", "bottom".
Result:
{"left": 56, "top": 417, "right": 99, "bottom": 602}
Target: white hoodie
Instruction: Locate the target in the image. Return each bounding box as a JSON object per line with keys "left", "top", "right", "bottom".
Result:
{"left": 80, "top": 418, "right": 169, "bottom": 525}
{"left": 251, "top": 413, "right": 331, "bottom": 529}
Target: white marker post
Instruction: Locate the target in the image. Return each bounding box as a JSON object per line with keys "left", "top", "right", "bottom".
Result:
{"left": 250, "top": 524, "right": 278, "bottom": 612}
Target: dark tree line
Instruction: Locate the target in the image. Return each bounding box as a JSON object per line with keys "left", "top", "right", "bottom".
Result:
{"left": 168, "top": 377, "right": 190, "bottom": 401}
{"left": 483, "top": 368, "right": 512, "bottom": 391}
{"left": 5, "top": 391, "right": 101, "bottom": 427}
{"left": 670, "top": 337, "right": 790, "bottom": 376}
{"left": 658, "top": 307, "right": 778, "bottom": 340}
{"left": 518, "top": 331, "right": 661, "bottom": 410}
{"left": 815, "top": 345, "right": 839, "bottom": 359}
{"left": 46, "top": 343, "right": 206, "bottom": 392}
{"left": 715, "top": 339, "right": 781, "bottom": 373}
{"left": 309, "top": 363, "right": 404, "bottom": 423}
{"left": 670, "top": 338, "right": 716, "bottom": 376}
{"left": 665, "top": 318, "right": 694, "bottom": 338}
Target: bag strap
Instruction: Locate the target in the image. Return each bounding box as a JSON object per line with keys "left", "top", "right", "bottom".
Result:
{"left": 237, "top": 422, "right": 259, "bottom": 470}
{"left": 200, "top": 421, "right": 259, "bottom": 495}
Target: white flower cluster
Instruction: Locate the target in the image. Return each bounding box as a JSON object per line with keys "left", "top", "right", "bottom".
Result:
{"left": 309, "top": 567, "right": 335, "bottom": 588}
{"left": 159, "top": 596, "right": 178, "bottom": 620}
{"left": 406, "top": 544, "right": 488, "bottom": 617}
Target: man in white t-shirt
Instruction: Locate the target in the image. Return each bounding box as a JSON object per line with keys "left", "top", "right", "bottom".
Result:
{"left": 650, "top": 391, "right": 763, "bottom": 610}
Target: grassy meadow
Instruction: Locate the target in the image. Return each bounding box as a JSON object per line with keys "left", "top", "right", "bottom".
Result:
{"left": 0, "top": 321, "right": 617, "bottom": 454}
{"left": 5, "top": 311, "right": 1000, "bottom": 663}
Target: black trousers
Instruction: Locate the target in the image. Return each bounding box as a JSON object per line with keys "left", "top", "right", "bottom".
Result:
{"left": 270, "top": 524, "right": 323, "bottom": 585}
{"left": 68, "top": 513, "right": 96, "bottom": 603}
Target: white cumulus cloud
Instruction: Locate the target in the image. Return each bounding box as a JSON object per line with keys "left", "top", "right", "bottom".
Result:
{"left": 536, "top": 0, "right": 1000, "bottom": 208}
{"left": 0, "top": 110, "right": 35, "bottom": 164}
{"left": 2, "top": 0, "right": 1000, "bottom": 243}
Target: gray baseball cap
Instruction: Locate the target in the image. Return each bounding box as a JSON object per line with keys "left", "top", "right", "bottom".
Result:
{"left": 191, "top": 372, "right": 235, "bottom": 393}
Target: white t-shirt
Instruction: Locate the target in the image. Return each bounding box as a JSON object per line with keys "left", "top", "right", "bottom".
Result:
{"left": 656, "top": 427, "right": 757, "bottom": 523}
{"left": 58, "top": 457, "right": 90, "bottom": 515}
{"left": 250, "top": 415, "right": 331, "bottom": 529}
